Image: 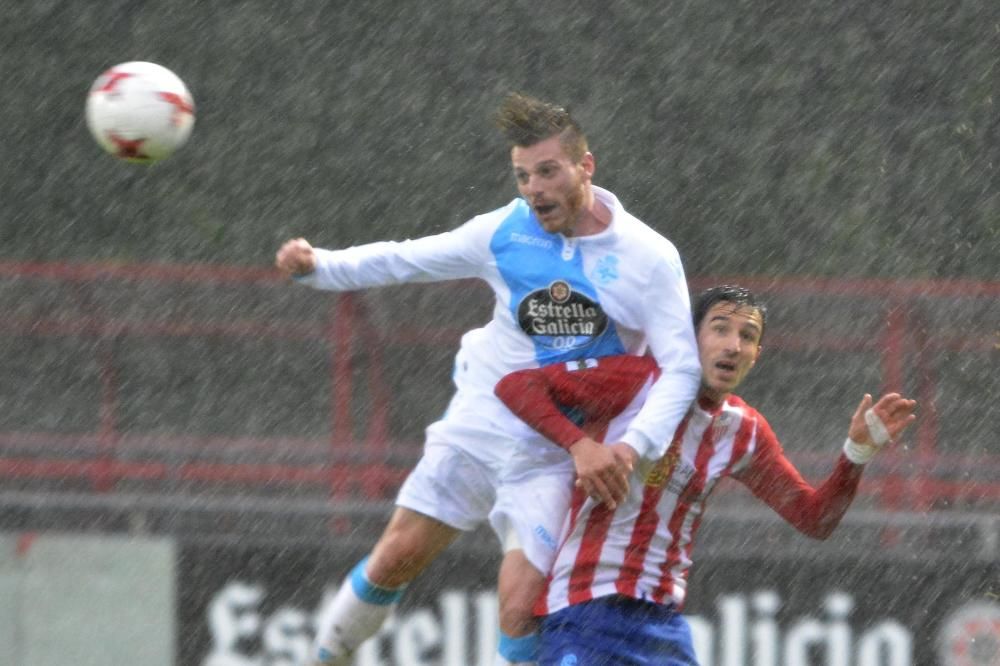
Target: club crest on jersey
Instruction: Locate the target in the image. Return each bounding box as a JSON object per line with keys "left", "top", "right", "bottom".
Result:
{"left": 549, "top": 280, "right": 571, "bottom": 303}
{"left": 645, "top": 444, "right": 695, "bottom": 491}
{"left": 517, "top": 282, "right": 608, "bottom": 345}
{"left": 590, "top": 254, "right": 620, "bottom": 285}
{"left": 645, "top": 446, "right": 681, "bottom": 487}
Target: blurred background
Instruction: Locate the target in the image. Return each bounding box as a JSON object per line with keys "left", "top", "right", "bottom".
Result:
{"left": 0, "top": 2, "right": 997, "bottom": 665}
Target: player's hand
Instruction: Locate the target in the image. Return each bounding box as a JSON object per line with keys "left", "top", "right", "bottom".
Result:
{"left": 849, "top": 393, "right": 917, "bottom": 445}
{"left": 609, "top": 442, "right": 639, "bottom": 475}
{"left": 275, "top": 238, "right": 317, "bottom": 277}
{"left": 844, "top": 392, "right": 917, "bottom": 464}
{"left": 571, "top": 437, "right": 633, "bottom": 510}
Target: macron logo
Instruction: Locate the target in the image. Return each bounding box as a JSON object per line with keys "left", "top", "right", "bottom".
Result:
{"left": 534, "top": 525, "right": 558, "bottom": 551}
{"left": 510, "top": 232, "right": 554, "bottom": 249}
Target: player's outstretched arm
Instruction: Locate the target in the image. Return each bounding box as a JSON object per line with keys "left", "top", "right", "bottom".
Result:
{"left": 739, "top": 392, "right": 917, "bottom": 539}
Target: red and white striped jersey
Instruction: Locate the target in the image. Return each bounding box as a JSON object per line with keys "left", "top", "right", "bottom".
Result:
{"left": 495, "top": 355, "right": 864, "bottom": 616}
{"left": 542, "top": 394, "right": 762, "bottom": 614}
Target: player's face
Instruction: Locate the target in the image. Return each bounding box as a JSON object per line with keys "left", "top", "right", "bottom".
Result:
{"left": 511, "top": 135, "right": 594, "bottom": 236}
{"left": 696, "top": 302, "right": 764, "bottom": 402}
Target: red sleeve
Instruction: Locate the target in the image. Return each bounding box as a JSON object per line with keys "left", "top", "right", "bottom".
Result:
{"left": 494, "top": 355, "right": 658, "bottom": 450}
{"left": 734, "top": 416, "right": 864, "bottom": 539}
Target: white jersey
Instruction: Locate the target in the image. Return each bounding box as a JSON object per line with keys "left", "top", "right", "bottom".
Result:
{"left": 297, "top": 186, "right": 700, "bottom": 460}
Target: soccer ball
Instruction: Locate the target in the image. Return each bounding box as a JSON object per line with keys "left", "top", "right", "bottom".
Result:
{"left": 85, "top": 61, "right": 195, "bottom": 163}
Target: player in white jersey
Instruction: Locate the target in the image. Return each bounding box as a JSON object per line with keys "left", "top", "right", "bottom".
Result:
{"left": 494, "top": 285, "right": 917, "bottom": 665}
{"left": 274, "top": 93, "right": 701, "bottom": 665}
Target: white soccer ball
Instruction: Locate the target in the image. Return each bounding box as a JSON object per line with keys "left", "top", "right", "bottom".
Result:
{"left": 85, "top": 61, "right": 195, "bottom": 163}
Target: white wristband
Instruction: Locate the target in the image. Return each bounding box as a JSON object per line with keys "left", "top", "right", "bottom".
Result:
{"left": 843, "top": 437, "right": 877, "bottom": 465}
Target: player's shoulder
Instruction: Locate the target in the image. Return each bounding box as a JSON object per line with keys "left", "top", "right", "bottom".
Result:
{"left": 469, "top": 197, "right": 554, "bottom": 244}
{"left": 601, "top": 192, "right": 682, "bottom": 266}
{"left": 470, "top": 197, "right": 531, "bottom": 228}
{"left": 724, "top": 393, "right": 751, "bottom": 410}
{"left": 725, "top": 395, "right": 776, "bottom": 437}
{"left": 450, "top": 198, "right": 531, "bottom": 245}
{"left": 724, "top": 394, "right": 762, "bottom": 420}
{"left": 621, "top": 218, "right": 682, "bottom": 264}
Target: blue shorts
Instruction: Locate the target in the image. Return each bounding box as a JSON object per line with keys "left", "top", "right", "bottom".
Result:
{"left": 538, "top": 595, "right": 699, "bottom": 666}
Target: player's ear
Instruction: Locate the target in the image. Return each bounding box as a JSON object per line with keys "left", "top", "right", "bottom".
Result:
{"left": 752, "top": 345, "right": 763, "bottom": 366}
{"left": 581, "top": 151, "right": 595, "bottom": 178}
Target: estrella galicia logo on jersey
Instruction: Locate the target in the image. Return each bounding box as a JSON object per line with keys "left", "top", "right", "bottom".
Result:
{"left": 517, "top": 282, "right": 609, "bottom": 347}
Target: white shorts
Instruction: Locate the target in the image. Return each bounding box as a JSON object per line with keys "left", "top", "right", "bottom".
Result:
{"left": 488, "top": 374, "right": 653, "bottom": 574}
{"left": 396, "top": 419, "right": 517, "bottom": 532}
{"left": 489, "top": 438, "right": 575, "bottom": 575}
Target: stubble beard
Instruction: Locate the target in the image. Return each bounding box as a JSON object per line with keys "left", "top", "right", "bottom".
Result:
{"left": 562, "top": 178, "right": 590, "bottom": 237}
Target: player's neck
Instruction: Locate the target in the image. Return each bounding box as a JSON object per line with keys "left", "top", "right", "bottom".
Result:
{"left": 697, "top": 388, "right": 729, "bottom": 410}
{"left": 569, "top": 193, "right": 611, "bottom": 237}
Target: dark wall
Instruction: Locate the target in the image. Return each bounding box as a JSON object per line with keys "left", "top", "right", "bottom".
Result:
{"left": 2, "top": 1, "right": 997, "bottom": 277}
{"left": 1, "top": 3, "right": 996, "bottom": 507}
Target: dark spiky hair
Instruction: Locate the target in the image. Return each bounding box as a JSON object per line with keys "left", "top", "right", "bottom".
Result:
{"left": 693, "top": 285, "right": 767, "bottom": 341}
{"left": 494, "top": 92, "right": 588, "bottom": 162}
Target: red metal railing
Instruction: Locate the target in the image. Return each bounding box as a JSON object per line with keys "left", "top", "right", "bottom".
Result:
{"left": 0, "top": 261, "right": 997, "bottom": 509}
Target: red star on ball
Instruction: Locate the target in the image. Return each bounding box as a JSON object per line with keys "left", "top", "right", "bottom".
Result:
{"left": 97, "top": 70, "right": 133, "bottom": 93}
{"left": 107, "top": 133, "right": 150, "bottom": 161}
{"left": 158, "top": 92, "right": 194, "bottom": 126}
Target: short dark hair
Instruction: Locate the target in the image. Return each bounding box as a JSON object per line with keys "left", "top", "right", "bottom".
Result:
{"left": 495, "top": 92, "right": 588, "bottom": 162}
{"left": 693, "top": 285, "right": 767, "bottom": 341}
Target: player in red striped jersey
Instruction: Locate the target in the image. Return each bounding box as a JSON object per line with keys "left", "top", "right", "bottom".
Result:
{"left": 494, "top": 285, "right": 917, "bottom": 665}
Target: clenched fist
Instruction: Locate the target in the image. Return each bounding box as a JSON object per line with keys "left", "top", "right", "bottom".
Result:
{"left": 275, "top": 238, "right": 317, "bottom": 277}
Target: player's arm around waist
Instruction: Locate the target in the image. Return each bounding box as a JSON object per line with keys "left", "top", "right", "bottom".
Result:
{"left": 494, "top": 368, "right": 587, "bottom": 450}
